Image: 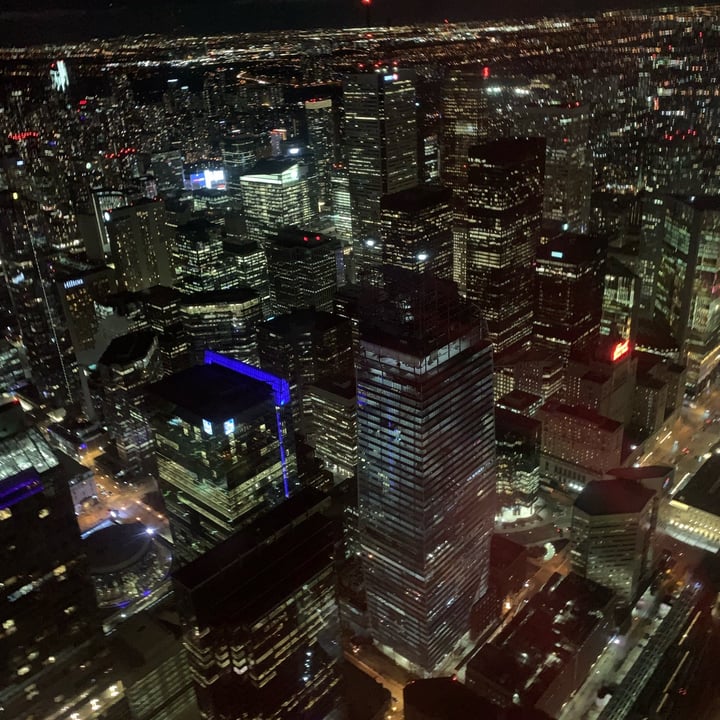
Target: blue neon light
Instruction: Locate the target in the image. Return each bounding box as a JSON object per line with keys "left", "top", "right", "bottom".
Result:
{"left": 204, "top": 350, "right": 291, "bottom": 497}
{"left": 0, "top": 470, "right": 44, "bottom": 511}
{"left": 204, "top": 350, "right": 290, "bottom": 406}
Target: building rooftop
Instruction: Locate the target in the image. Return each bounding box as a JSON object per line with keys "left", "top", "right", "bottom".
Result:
{"left": 674, "top": 451, "right": 720, "bottom": 517}
{"left": 540, "top": 400, "right": 622, "bottom": 434}
{"left": 262, "top": 309, "right": 347, "bottom": 339}
{"left": 269, "top": 227, "right": 340, "bottom": 250}
{"left": 672, "top": 195, "right": 720, "bottom": 212}
{"left": 536, "top": 232, "right": 606, "bottom": 264}
{"left": 467, "top": 573, "right": 614, "bottom": 709}
{"left": 148, "top": 363, "right": 274, "bottom": 425}
{"left": 241, "top": 158, "right": 300, "bottom": 178}
{"left": 469, "top": 136, "right": 545, "bottom": 167}
{"left": 380, "top": 184, "right": 452, "bottom": 212}
{"left": 99, "top": 330, "right": 156, "bottom": 368}
{"left": 574, "top": 479, "right": 655, "bottom": 516}
{"left": 179, "top": 287, "right": 258, "bottom": 306}
{"left": 84, "top": 522, "right": 153, "bottom": 573}
{"left": 498, "top": 389, "right": 542, "bottom": 414}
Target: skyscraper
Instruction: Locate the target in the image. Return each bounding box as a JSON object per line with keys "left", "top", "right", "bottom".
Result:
{"left": 172, "top": 490, "right": 342, "bottom": 720}
{"left": 221, "top": 132, "right": 257, "bottom": 212}
{"left": 515, "top": 102, "right": 592, "bottom": 232}
{"left": 266, "top": 227, "right": 343, "bottom": 315}
{"left": 98, "top": 330, "right": 162, "bottom": 478}
{"left": 105, "top": 198, "right": 173, "bottom": 292}
{"left": 534, "top": 228, "right": 606, "bottom": 362}
{"left": 305, "top": 97, "right": 337, "bottom": 207}
{"left": 0, "top": 401, "right": 122, "bottom": 720}
{"left": 148, "top": 352, "right": 297, "bottom": 564}
{"left": 257, "top": 308, "right": 355, "bottom": 438}
{"left": 240, "top": 158, "right": 319, "bottom": 248}
{"left": 380, "top": 184, "right": 453, "bottom": 280}
{"left": 441, "top": 69, "right": 490, "bottom": 290}
{"left": 172, "top": 218, "right": 227, "bottom": 293}
{"left": 655, "top": 195, "right": 720, "bottom": 389}
{"left": 466, "top": 138, "right": 545, "bottom": 356}
{"left": 180, "top": 287, "right": 262, "bottom": 365}
{"left": 344, "top": 70, "right": 418, "bottom": 276}
{"left": 571, "top": 478, "right": 656, "bottom": 604}
{"left": 356, "top": 273, "right": 496, "bottom": 672}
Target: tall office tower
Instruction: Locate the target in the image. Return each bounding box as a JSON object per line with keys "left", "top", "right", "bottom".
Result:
{"left": 344, "top": 70, "right": 418, "bottom": 277}
{"left": 98, "top": 330, "right": 162, "bottom": 478}
{"left": 441, "top": 69, "right": 490, "bottom": 291}
{"left": 0, "top": 190, "right": 78, "bottom": 407}
{"left": 223, "top": 238, "right": 270, "bottom": 307}
{"left": 0, "top": 401, "right": 124, "bottom": 720}
{"left": 356, "top": 273, "right": 496, "bottom": 673}
{"left": 601, "top": 257, "right": 641, "bottom": 341}
{"left": 172, "top": 218, "right": 226, "bottom": 293}
{"left": 180, "top": 288, "right": 262, "bottom": 365}
{"left": 79, "top": 189, "right": 128, "bottom": 261}
{"left": 172, "top": 491, "right": 342, "bottom": 720}
{"left": 257, "top": 309, "right": 354, "bottom": 437}
{"left": 571, "top": 479, "right": 656, "bottom": 604}
{"left": 515, "top": 102, "right": 592, "bottom": 232}
{"left": 307, "top": 378, "right": 358, "bottom": 482}
{"left": 266, "top": 227, "right": 343, "bottom": 315}
{"left": 534, "top": 229, "right": 606, "bottom": 362}
{"left": 380, "top": 185, "right": 453, "bottom": 280}
{"left": 330, "top": 164, "right": 354, "bottom": 243}
{"left": 105, "top": 198, "right": 173, "bottom": 292}
{"left": 656, "top": 196, "right": 720, "bottom": 389}
{"left": 466, "top": 138, "right": 545, "bottom": 356}
{"left": 143, "top": 285, "right": 191, "bottom": 376}
{"left": 305, "top": 98, "right": 337, "bottom": 207}
{"left": 148, "top": 352, "right": 297, "bottom": 564}
{"left": 55, "top": 261, "right": 115, "bottom": 356}
{"left": 240, "top": 159, "right": 319, "bottom": 248}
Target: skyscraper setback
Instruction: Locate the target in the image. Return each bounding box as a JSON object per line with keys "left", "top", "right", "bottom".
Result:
{"left": 466, "top": 137, "right": 545, "bottom": 356}
{"left": 356, "top": 273, "right": 496, "bottom": 673}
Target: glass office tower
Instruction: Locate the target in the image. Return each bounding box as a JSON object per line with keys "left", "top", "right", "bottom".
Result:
{"left": 356, "top": 273, "right": 496, "bottom": 673}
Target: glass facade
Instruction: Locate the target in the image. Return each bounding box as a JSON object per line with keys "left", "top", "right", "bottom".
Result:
{"left": 357, "top": 286, "right": 496, "bottom": 672}
{"left": 466, "top": 138, "right": 545, "bottom": 355}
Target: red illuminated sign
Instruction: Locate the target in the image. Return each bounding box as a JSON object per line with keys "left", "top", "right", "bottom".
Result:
{"left": 612, "top": 339, "right": 631, "bottom": 362}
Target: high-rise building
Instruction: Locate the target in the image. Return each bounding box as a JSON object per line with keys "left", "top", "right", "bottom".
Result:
{"left": 172, "top": 218, "right": 227, "bottom": 293}
{"left": 240, "top": 159, "right": 319, "bottom": 248}
{"left": 0, "top": 401, "right": 124, "bottom": 720}
{"left": 98, "top": 330, "right": 162, "bottom": 478}
{"left": 148, "top": 352, "right": 297, "bottom": 563}
{"left": 142, "top": 285, "right": 191, "bottom": 376}
{"left": 0, "top": 189, "right": 79, "bottom": 407}
{"left": 344, "top": 70, "right": 418, "bottom": 276}
{"left": 534, "top": 228, "right": 606, "bottom": 362}
{"left": 656, "top": 195, "right": 720, "bottom": 389}
{"left": 515, "top": 102, "right": 592, "bottom": 232}
{"left": 180, "top": 287, "right": 262, "bottom": 365}
{"left": 172, "top": 490, "right": 342, "bottom": 720}
{"left": 305, "top": 97, "right": 337, "bottom": 207}
{"left": 571, "top": 479, "right": 656, "bottom": 604}
{"left": 105, "top": 198, "right": 173, "bottom": 292}
{"left": 266, "top": 227, "right": 343, "bottom": 315}
{"left": 380, "top": 185, "right": 453, "bottom": 281}
{"left": 601, "top": 257, "right": 641, "bottom": 341}
{"left": 538, "top": 400, "right": 623, "bottom": 493}
{"left": 307, "top": 378, "right": 358, "bottom": 482}
{"left": 356, "top": 273, "right": 496, "bottom": 672}
{"left": 330, "top": 164, "right": 353, "bottom": 243}
{"left": 466, "top": 138, "right": 545, "bottom": 355}
{"left": 222, "top": 238, "right": 271, "bottom": 311}
{"left": 441, "top": 69, "right": 490, "bottom": 290}
{"left": 221, "top": 133, "right": 257, "bottom": 211}
{"left": 257, "top": 309, "right": 354, "bottom": 437}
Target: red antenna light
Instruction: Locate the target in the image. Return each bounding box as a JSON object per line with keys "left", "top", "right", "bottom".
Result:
{"left": 482, "top": 66, "right": 491, "bottom": 79}
{"left": 361, "top": 0, "right": 372, "bottom": 5}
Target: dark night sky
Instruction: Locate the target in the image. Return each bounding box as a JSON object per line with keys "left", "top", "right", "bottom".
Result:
{"left": 1, "top": 0, "right": 667, "bottom": 45}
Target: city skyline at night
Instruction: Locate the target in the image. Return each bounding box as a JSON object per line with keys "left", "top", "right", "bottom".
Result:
{"left": 3, "top": 3, "right": 720, "bottom": 720}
